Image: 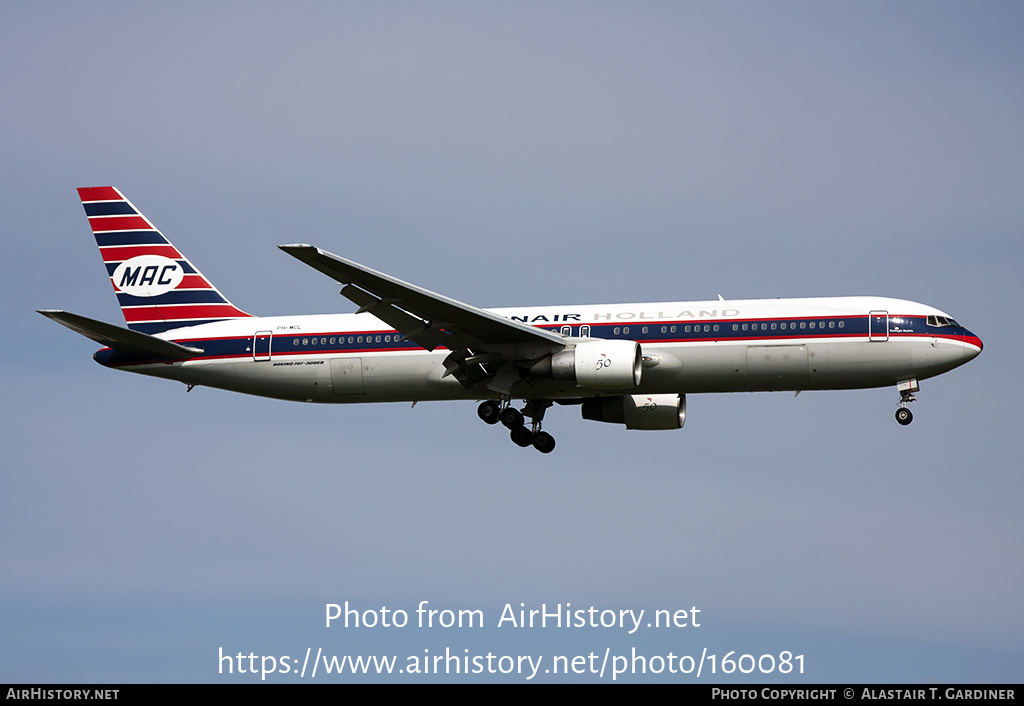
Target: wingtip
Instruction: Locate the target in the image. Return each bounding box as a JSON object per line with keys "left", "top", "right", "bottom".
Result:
{"left": 279, "top": 244, "right": 321, "bottom": 262}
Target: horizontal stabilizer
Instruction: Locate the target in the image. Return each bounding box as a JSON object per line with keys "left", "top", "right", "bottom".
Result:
{"left": 37, "top": 310, "right": 204, "bottom": 359}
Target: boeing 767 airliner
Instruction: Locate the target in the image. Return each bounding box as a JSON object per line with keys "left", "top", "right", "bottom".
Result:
{"left": 40, "top": 187, "right": 982, "bottom": 453}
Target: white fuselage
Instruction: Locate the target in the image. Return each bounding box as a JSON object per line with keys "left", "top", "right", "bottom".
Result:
{"left": 96, "top": 295, "right": 982, "bottom": 404}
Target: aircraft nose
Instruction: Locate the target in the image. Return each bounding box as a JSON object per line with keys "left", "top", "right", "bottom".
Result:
{"left": 962, "top": 330, "right": 983, "bottom": 361}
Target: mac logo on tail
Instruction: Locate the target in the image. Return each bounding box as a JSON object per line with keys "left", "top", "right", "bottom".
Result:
{"left": 112, "top": 255, "right": 184, "bottom": 297}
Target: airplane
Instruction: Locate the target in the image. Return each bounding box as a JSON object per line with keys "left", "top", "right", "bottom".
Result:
{"left": 40, "top": 186, "right": 983, "bottom": 453}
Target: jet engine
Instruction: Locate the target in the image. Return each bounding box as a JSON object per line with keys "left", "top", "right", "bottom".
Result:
{"left": 581, "top": 393, "right": 686, "bottom": 430}
{"left": 530, "top": 340, "right": 642, "bottom": 389}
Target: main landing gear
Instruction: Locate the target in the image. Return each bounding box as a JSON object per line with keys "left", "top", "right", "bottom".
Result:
{"left": 895, "top": 378, "right": 919, "bottom": 426}
{"left": 477, "top": 399, "right": 556, "bottom": 453}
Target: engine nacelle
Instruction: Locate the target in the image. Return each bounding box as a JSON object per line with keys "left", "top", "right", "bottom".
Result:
{"left": 581, "top": 393, "right": 686, "bottom": 430}
{"left": 531, "top": 340, "right": 642, "bottom": 389}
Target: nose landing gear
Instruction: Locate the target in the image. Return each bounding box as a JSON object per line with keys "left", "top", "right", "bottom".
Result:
{"left": 895, "top": 378, "right": 919, "bottom": 426}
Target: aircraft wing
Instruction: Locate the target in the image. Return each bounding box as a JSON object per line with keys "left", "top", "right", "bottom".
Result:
{"left": 279, "top": 244, "right": 565, "bottom": 359}
{"left": 37, "top": 310, "right": 204, "bottom": 359}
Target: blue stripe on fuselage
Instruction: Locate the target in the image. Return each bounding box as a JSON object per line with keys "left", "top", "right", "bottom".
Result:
{"left": 107, "top": 314, "right": 963, "bottom": 367}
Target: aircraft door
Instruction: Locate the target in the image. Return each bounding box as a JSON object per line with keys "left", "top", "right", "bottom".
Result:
{"left": 253, "top": 331, "right": 272, "bottom": 361}
{"left": 869, "top": 311, "right": 889, "bottom": 342}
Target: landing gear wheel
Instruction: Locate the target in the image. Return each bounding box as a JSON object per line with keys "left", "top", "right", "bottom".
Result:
{"left": 895, "top": 407, "right": 913, "bottom": 426}
{"left": 510, "top": 425, "right": 534, "bottom": 447}
{"left": 477, "top": 400, "right": 500, "bottom": 425}
{"left": 533, "top": 431, "right": 556, "bottom": 454}
{"left": 500, "top": 407, "right": 525, "bottom": 429}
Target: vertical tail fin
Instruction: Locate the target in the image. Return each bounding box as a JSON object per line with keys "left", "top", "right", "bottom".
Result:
{"left": 78, "top": 186, "right": 251, "bottom": 334}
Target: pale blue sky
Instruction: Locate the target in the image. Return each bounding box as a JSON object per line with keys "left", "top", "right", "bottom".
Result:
{"left": 2, "top": 1, "right": 1022, "bottom": 682}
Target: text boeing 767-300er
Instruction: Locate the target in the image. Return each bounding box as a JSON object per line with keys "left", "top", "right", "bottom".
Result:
{"left": 40, "top": 186, "right": 983, "bottom": 453}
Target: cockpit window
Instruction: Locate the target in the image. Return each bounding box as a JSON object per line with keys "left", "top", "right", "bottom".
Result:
{"left": 927, "top": 315, "right": 961, "bottom": 328}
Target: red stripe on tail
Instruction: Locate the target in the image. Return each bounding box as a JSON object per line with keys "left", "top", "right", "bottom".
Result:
{"left": 88, "top": 215, "right": 152, "bottom": 232}
{"left": 98, "top": 245, "right": 183, "bottom": 262}
{"left": 77, "top": 186, "right": 122, "bottom": 202}
{"left": 120, "top": 304, "right": 251, "bottom": 323}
